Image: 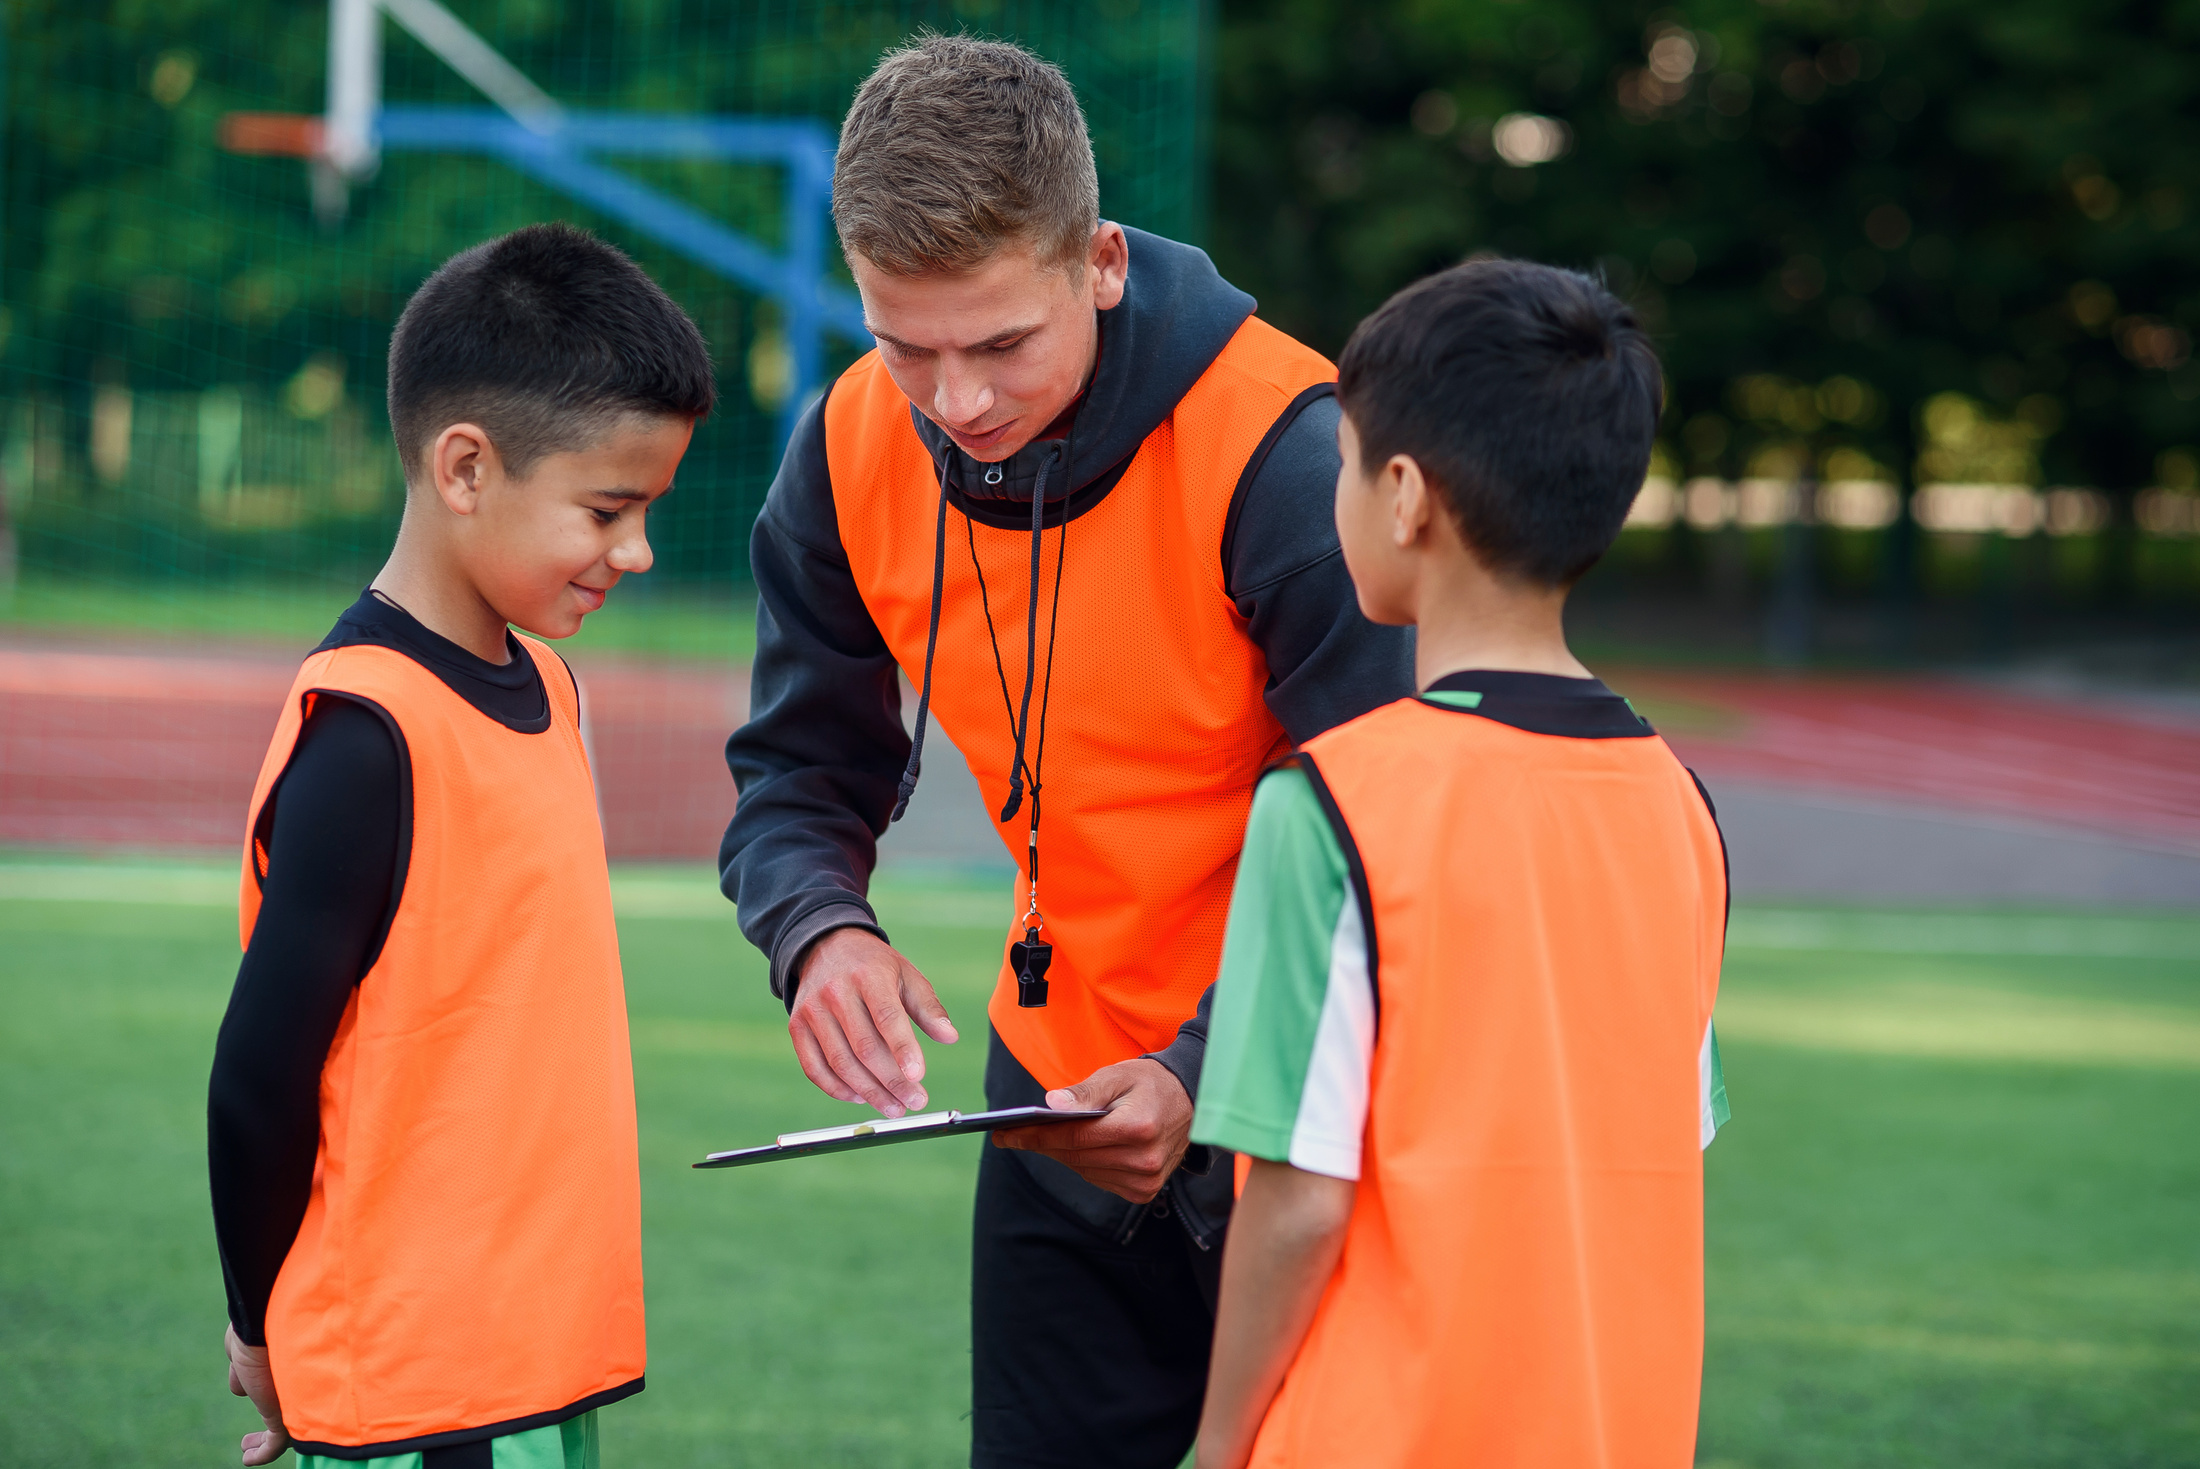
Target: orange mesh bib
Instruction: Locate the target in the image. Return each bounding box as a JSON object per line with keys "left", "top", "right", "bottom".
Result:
{"left": 238, "top": 637, "right": 644, "bottom": 1454}
{"left": 1256, "top": 698, "right": 1726, "bottom": 1469}
{"left": 827, "top": 319, "right": 1334, "bottom": 1088}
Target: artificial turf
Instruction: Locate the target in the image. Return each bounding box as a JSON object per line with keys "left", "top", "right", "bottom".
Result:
{"left": 0, "top": 574, "right": 757, "bottom": 662}
{"left": 0, "top": 861, "right": 2193, "bottom": 1467}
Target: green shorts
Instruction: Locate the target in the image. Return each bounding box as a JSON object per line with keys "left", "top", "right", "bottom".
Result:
{"left": 296, "top": 1410, "right": 598, "bottom": 1469}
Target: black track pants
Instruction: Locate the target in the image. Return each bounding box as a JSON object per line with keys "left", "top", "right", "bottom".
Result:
{"left": 970, "top": 1032, "right": 1235, "bottom": 1469}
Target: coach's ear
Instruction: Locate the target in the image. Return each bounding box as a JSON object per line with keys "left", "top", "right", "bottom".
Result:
{"left": 428, "top": 422, "right": 505, "bottom": 516}
{"left": 1087, "top": 222, "right": 1128, "bottom": 311}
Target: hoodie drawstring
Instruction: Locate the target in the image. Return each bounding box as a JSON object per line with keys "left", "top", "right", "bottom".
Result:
{"left": 892, "top": 432, "right": 1073, "bottom": 1008}
{"left": 997, "top": 441, "right": 1060, "bottom": 824}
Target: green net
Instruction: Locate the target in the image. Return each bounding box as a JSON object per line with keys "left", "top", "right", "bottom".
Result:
{"left": 0, "top": 1, "right": 1206, "bottom": 606}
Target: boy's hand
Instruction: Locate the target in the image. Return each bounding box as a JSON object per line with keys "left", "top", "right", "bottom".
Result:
{"left": 991, "top": 1057, "right": 1194, "bottom": 1203}
{"left": 790, "top": 928, "right": 959, "bottom": 1117}
{"left": 224, "top": 1325, "right": 292, "bottom": 1465}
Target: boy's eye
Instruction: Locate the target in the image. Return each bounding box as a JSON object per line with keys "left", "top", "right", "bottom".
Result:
{"left": 590, "top": 508, "right": 620, "bottom": 526}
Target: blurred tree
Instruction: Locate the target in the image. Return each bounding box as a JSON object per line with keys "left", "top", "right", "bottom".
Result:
{"left": 1210, "top": 0, "right": 2200, "bottom": 523}
{"left": 0, "top": 1, "right": 1206, "bottom": 579}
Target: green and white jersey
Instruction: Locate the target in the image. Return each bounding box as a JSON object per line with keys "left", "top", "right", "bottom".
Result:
{"left": 1192, "top": 766, "right": 1375, "bottom": 1180}
{"left": 1192, "top": 766, "right": 1729, "bottom": 1180}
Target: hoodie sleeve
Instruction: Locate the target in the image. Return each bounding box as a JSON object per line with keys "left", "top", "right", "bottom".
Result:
{"left": 1144, "top": 386, "right": 1416, "bottom": 1099}
{"left": 1225, "top": 386, "right": 1417, "bottom": 744}
{"left": 719, "top": 390, "right": 901, "bottom": 1005}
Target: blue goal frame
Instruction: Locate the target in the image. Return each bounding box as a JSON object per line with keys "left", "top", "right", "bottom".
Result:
{"left": 377, "top": 105, "right": 869, "bottom": 448}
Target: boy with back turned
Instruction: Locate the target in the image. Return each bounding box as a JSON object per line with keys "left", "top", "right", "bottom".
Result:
{"left": 207, "top": 223, "right": 713, "bottom": 1467}
{"left": 1191, "top": 260, "right": 1732, "bottom": 1469}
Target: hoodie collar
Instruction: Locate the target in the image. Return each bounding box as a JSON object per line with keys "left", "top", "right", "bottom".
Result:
{"left": 907, "top": 226, "right": 1256, "bottom": 511}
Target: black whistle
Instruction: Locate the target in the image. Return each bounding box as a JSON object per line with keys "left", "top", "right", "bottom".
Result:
{"left": 1010, "top": 927, "right": 1052, "bottom": 1008}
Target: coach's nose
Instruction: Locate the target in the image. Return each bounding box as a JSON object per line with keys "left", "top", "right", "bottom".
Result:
{"left": 934, "top": 356, "right": 997, "bottom": 432}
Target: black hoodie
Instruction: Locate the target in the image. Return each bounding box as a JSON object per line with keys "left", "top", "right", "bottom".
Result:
{"left": 718, "top": 228, "right": 1412, "bottom": 1096}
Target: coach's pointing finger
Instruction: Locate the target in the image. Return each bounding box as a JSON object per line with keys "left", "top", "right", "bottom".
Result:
{"left": 790, "top": 927, "right": 956, "bottom": 1116}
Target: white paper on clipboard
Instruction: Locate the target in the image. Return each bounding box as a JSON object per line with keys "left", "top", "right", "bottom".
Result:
{"left": 693, "top": 1105, "right": 1108, "bottom": 1169}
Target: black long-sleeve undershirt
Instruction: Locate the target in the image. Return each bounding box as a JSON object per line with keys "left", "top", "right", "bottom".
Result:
{"left": 206, "top": 589, "right": 552, "bottom": 1345}
{"left": 208, "top": 696, "right": 401, "bottom": 1345}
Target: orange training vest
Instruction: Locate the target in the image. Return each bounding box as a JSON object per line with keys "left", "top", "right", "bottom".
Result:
{"left": 1253, "top": 697, "right": 1726, "bottom": 1469}
{"left": 828, "top": 320, "right": 1336, "bottom": 1090}
{"left": 238, "top": 636, "right": 644, "bottom": 1455}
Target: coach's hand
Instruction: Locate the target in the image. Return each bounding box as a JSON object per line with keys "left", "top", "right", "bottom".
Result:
{"left": 993, "top": 1057, "right": 1194, "bottom": 1204}
{"left": 789, "top": 928, "right": 959, "bottom": 1117}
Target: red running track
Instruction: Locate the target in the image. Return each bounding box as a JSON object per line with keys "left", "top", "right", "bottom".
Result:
{"left": 0, "top": 643, "right": 745, "bottom": 861}
{"left": 1631, "top": 670, "right": 2200, "bottom": 856}
{"left": 3, "top": 640, "right": 2195, "bottom": 861}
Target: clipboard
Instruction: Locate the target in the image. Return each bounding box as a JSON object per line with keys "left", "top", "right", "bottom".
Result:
{"left": 693, "top": 1106, "right": 1108, "bottom": 1169}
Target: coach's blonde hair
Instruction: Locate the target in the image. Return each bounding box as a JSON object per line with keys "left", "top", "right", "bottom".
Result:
{"left": 832, "top": 34, "right": 1100, "bottom": 276}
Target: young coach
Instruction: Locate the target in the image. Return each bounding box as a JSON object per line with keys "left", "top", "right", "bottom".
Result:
{"left": 718, "top": 36, "right": 1411, "bottom": 1469}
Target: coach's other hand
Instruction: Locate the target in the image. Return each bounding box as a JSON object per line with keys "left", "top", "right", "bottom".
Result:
{"left": 994, "top": 1057, "right": 1194, "bottom": 1203}
{"left": 224, "top": 1324, "right": 292, "bottom": 1466}
{"left": 790, "top": 928, "right": 959, "bottom": 1117}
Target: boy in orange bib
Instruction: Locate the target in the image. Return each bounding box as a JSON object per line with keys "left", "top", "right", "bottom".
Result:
{"left": 206, "top": 224, "right": 713, "bottom": 1467}
{"left": 1190, "top": 259, "right": 1730, "bottom": 1469}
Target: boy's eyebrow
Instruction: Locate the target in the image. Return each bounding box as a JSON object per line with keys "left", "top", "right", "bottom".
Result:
{"left": 867, "top": 322, "right": 1044, "bottom": 354}
{"left": 585, "top": 487, "right": 655, "bottom": 502}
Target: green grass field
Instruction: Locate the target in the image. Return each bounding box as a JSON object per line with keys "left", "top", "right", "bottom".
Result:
{"left": 0, "top": 575, "right": 757, "bottom": 661}
{"left": 1, "top": 857, "right": 2195, "bottom": 1467}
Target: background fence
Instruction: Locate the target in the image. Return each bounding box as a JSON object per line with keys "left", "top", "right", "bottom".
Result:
{"left": 0, "top": 0, "right": 1205, "bottom": 597}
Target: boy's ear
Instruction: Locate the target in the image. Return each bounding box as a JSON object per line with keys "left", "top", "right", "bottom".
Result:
{"left": 428, "top": 423, "right": 502, "bottom": 517}
{"left": 1388, "top": 453, "right": 1436, "bottom": 548}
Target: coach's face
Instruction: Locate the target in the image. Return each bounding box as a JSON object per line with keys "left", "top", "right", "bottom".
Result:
{"left": 854, "top": 223, "right": 1128, "bottom": 463}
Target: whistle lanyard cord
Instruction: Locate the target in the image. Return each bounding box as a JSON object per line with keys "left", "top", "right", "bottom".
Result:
{"left": 970, "top": 441, "right": 1070, "bottom": 925}
{"left": 998, "top": 452, "right": 1049, "bottom": 823}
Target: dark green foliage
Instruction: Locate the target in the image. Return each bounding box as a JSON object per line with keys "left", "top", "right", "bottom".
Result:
{"left": 1209, "top": 0, "right": 2200, "bottom": 499}
{"left": 0, "top": 2, "right": 1205, "bottom": 582}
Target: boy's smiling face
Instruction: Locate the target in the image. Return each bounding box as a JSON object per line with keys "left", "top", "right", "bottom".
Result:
{"left": 427, "top": 413, "right": 693, "bottom": 642}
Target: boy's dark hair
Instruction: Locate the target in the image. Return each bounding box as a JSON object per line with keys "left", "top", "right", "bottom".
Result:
{"left": 1336, "top": 259, "right": 1662, "bottom": 586}
{"left": 387, "top": 222, "right": 715, "bottom": 483}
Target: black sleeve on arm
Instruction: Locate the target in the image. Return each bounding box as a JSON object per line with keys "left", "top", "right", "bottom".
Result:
{"left": 207, "top": 696, "right": 402, "bottom": 1346}
{"left": 1144, "top": 982, "right": 1214, "bottom": 1103}
{"left": 1224, "top": 388, "right": 1417, "bottom": 747}
{"left": 1145, "top": 388, "right": 1418, "bottom": 1104}
{"left": 719, "top": 391, "right": 906, "bottom": 1006}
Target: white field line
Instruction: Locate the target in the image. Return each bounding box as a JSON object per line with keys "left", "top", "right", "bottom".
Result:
{"left": 0, "top": 864, "right": 1010, "bottom": 928}
{"left": 1714, "top": 983, "right": 2200, "bottom": 1069}
{"left": 1728, "top": 909, "right": 2198, "bottom": 960}
{"left": 0, "top": 864, "right": 2189, "bottom": 953}
{"left": 0, "top": 864, "right": 242, "bottom": 905}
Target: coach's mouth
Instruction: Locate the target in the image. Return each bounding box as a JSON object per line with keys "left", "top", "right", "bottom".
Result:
{"left": 945, "top": 417, "right": 1019, "bottom": 458}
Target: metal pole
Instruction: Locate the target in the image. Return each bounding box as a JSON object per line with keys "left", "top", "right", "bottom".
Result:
{"left": 325, "top": 0, "right": 382, "bottom": 178}
{"left": 777, "top": 134, "right": 830, "bottom": 453}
